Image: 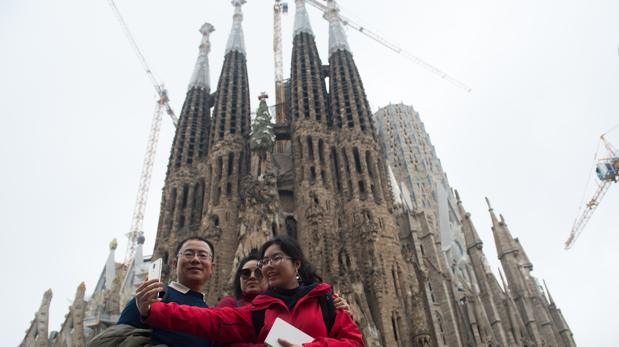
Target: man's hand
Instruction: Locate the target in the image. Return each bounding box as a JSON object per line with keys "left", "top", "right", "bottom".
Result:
{"left": 277, "top": 338, "right": 302, "bottom": 347}
{"left": 135, "top": 278, "right": 164, "bottom": 319}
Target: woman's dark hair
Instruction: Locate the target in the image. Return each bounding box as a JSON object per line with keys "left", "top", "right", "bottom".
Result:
{"left": 259, "top": 235, "right": 322, "bottom": 286}
{"left": 233, "top": 251, "right": 260, "bottom": 299}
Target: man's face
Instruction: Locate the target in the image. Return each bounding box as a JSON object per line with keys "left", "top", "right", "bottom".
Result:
{"left": 174, "top": 240, "right": 214, "bottom": 289}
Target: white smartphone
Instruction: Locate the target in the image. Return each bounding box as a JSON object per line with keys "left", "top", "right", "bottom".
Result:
{"left": 148, "top": 258, "right": 163, "bottom": 281}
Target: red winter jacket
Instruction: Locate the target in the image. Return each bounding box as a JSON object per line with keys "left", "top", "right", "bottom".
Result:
{"left": 215, "top": 294, "right": 262, "bottom": 347}
{"left": 146, "top": 283, "right": 364, "bottom": 346}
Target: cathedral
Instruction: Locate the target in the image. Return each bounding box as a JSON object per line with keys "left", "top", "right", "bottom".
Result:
{"left": 21, "top": 1, "right": 576, "bottom": 346}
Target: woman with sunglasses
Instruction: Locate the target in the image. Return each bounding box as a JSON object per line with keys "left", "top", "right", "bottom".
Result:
{"left": 217, "top": 252, "right": 268, "bottom": 309}
{"left": 136, "top": 236, "right": 364, "bottom": 347}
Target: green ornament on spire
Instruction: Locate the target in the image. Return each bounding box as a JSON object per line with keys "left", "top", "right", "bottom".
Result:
{"left": 250, "top": 93, "right": 276, "bottom": 153}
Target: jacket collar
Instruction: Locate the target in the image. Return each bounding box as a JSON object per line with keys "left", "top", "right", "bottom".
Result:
{"left": 251, "top": 282, "right": 331, "bottom": 311}
{"left": 168, "top": 281, "right": 207, "bottom": 302}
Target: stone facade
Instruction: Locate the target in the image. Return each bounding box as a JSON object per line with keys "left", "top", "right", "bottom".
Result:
{"left": 22, "top": 1, "right": 576, "bottom": 345}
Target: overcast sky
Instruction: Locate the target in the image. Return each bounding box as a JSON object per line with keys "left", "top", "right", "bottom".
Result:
{"left": 1, "top": 0, "right": 618, "bottom": 345}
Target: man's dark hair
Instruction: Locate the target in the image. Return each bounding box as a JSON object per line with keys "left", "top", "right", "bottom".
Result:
{"left": 258, "top": 235, "right": 321, "bottom": 285}
{"left": 233, "top": 251, "right": 260, "bottom": 300}
{"left": 175, "top": 236, "right": 215, "bottom": 261}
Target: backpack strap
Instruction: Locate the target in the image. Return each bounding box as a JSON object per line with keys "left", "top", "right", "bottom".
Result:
{"left": 251, "top": 309, "right": 265, "bottom": 338}
{"left": 319, "top": 294, "right": 336, "bottom": 336}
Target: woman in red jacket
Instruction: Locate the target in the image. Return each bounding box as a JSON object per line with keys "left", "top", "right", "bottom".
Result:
{"left": 136, "top": 236, "right": 364, "bottom": 347}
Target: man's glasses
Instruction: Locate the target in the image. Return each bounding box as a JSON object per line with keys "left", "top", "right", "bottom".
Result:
{"left": 258, "top": 254, "right": 292, "bottom": 268}
{"left": 240, "top": 268, "right": 263, "bottom": 280}
{"left": 178, "top": 250, "right": 212, "bottom": 262}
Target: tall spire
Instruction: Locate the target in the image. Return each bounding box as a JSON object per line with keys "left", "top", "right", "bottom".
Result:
{"left": 293, "top": 0, "right": 313, "bottom": 36}
{"left": 486, "top": 197, "right": 518, "bottom": 259}
{"left": 324, "top": 0, "right": 351, "bottom": 55}
{"left": 225, "top": 0, "right": 246, "bottom": 55}
{"left": 543, "top": 280, "right": 555, "bottom": 305}
{"left": 104, "top": 239, "right": 117, "bottom": 289}
{"left": 188, "top": 23, "right": 215, "bottom": 90}
{"left": 455, "top": 190, "right": 483, "bottom": 250}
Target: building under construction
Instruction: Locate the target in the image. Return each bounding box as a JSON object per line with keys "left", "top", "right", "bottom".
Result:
{"left": 21, "top": 1, "right": 576, "bottom": 346}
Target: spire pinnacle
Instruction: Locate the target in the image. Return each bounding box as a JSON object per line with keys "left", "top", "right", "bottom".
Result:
{"left": 498, "top": 267, "right": 509, "bottom": 293}
{"left": 324, "top": 0, "right": 351, "bottom": 55}
{"left": 188, "top": 22, "right": 215, "bottom": 90}
{"left": 225, "top": 0, "right": 246, "bottom": 55}
{"left": 294, "top": 0, "right": 314, "bottom": 36}
{"left": 543, "top": 279, "right": 556, "bottom": 305}
{"left": 456, "top": 191, "right": 483, "bottom": 249}
{"left": 487, "top": 197, "right": 518, "bottom": 259}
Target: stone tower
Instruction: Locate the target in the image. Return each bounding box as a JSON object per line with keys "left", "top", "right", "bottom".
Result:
{"left": 200, "top": 0, "right": 252, "bottom": 303}
{"left": 321, "top": 1, "right": 435, "bottom": 345}
{"left": 152, "top": 21, "right": 215, "bottom": 280}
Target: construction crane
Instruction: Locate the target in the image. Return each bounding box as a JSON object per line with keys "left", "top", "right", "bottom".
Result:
{"left": 305, "top": 0, "right": 472, "bottom": 93}
{"left": 106, "top": 0, "right": 177, "bottom": 264}
{"left": 273, "top": 0, "right": 288, "bottom": 124}
{"left": 565, "top": 130, "right": 619, "bottom": 249}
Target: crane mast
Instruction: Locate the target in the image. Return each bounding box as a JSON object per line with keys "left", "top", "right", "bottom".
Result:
{"left": 565, "top": 132, "right": 619, "bottom": 249}
{"left": 273, "top": 0, "right": 287, "bottom": 124}
{"left": 106, "top": 0, "right": 176, "bottom": 263}
{"left": 125, "top": 94, "right": 165, "bottom": 262}
{"left": 305, "top": 0, "right": 472, "bottom": 92}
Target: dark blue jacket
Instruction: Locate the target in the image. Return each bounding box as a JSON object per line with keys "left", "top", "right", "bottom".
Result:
{"left": 118, "top": 283, "right": 212, "bottom": 347}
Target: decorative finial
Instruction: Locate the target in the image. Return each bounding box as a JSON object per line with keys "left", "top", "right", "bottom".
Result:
{"left": 137, "top": 234, "right": 146, "bottom": 245}
{"left": 454, "top": 189, "right": 461, "bottom": 202}
{"left": 485, "top": 196, "right": 493, "bottom": 210}
{"left": 225, "top": 0, "right": 247, "bottom": 54}
{"left": 189, "top": 23, "right": 215, "bottom": 90}
{"left": 258, "top": 92, "right": 269, "bottom": 101}
{"left": 499, "top": 214, "right": 506, "bottom": 224}
{"left": 294, "top": 0, "right": 314, "bottom": 36}
{"left": 200, "top": 22, "right": 215, "bottom": 36}
{"left": 109, "top": 238, "right": 118, "bottom": 250}
{"left": 324, "top": 0, "right": 351, "bottom": 55}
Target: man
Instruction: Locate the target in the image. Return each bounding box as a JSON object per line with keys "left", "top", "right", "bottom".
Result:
{"left": 117, "top": 236, "right": 215, "bottom": 347}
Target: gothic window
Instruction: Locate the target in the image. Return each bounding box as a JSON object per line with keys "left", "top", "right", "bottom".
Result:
{"left": 227, "top": 153, "right": 234, "bottom": 176}
{"left": 307, "top": 136, "right": 314, "bottom": 161}
{"left": 318, "top": 139, "right": 325, "bottom": 164}
{"left": 353, "top": 147, "right": 362, "bottom": 174}
{"left": 226, "top": 182, "right": 232, "bottom": 197}
{"left": 342, "top": 150, "right": 353, "bottom": 200}
{"left": 330, "top": 147, "right": 342, "bottom": 192}
{"left": 168, "top": 188, "right": 177, "bottom": 230}
{"left": 436, "top": 312, "right": 447, "bottom": 345}
{"left": 181, "top": 184, "right": 190, "bottom": 209}
{"left": 216, "top": 156, "right": 223, "bottom": 179}
{"left": 310, "top": 167, "right": 317, "bottom": 184}
{"left": 191, "top": 181, "right": 204, "bottom": 226}
{"left": 285, "top": 216, "right": 297, "bottom": 240}
{"left": 391, "top": 315, "right": 399, "bottom": 343}
{"left": 358, "top": 180, "right": 367, "bottom": 199}
{"left": 428, "top": 282, "right": 436, "bottom": 303}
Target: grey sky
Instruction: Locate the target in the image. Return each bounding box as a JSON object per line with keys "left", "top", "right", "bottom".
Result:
{"left": 1, "top": 0, "right": 617, "bottom": 345}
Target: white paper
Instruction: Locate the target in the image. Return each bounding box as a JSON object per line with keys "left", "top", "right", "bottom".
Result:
{"left": 264, "top": 317, "right": 313, "bottom": 347}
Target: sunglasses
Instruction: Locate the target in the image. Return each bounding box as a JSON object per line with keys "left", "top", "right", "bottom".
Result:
{"left": 240, "top": 268, "right": 263, "bottom": 280}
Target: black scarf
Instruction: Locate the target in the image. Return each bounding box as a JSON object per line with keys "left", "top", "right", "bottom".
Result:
{"left": 265, "top": 282, "right": 319, "bottom": 311}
